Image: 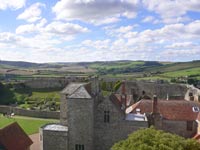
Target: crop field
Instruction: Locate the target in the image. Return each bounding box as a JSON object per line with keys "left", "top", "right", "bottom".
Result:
{"left": 0, "top": 115, "right": 58, "bottom": 135}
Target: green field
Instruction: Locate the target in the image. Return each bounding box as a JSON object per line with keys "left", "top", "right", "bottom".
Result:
{"left": 89, "top": 61, "right": 145, "bottom": 70}
{"left": 161, "top": 67, "right": 200, "bottom": 78}
{"left": 0, "top": 115, "right": 58, "bottom": 135}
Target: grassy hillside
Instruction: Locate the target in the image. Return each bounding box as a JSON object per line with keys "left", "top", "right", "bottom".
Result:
{"left": 0, "top": 60, "right": 200, "bottom": 83}
{"left": 87, "top": 61, "right": 163, "bottom": 74}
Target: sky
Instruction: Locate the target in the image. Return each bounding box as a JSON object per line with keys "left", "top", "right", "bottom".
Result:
{"left": 0, "top": 0, "right": 200, "bottom": 63}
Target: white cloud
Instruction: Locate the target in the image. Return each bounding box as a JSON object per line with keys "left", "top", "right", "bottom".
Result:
{"left": 17, "top": 2, "right": 45, "bottom": 22}
{"left": 0, "top": 0, "right": 26, "bottom": 10}
{"left": 91, "top": 17, "right": 120, "bottom": 26}
{"left": 82, "top": 39, "right": 110, "bottom": 49}
{"left": 16, "top": 24, "right": 38, "bottom": 34}
{"left": 143, "top": 0, "right": 200, "bottom": 24}
{"left": 45, "top": 21, "right": 89, "bottom": 35}
{"left": 52, "top": 0, "right": 139, "bottom": 24}
{"left": 16, "top": 20, "right": 89, "bottom": 38}
{"left": 0, "top": 32, "right": 21, "bottom": 43}
{"left": 142, "top": 16, "right": 155, "bottom": 23}
{"left": 165, "top": 42, "right": 195, "bottom": 49}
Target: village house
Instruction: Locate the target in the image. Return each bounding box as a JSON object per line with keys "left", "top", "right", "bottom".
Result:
{"left": 40, "top": 78, "right": 200, "bottom": 150}
{"left": 127, "top": 96, "right": 200, "bottom": 138}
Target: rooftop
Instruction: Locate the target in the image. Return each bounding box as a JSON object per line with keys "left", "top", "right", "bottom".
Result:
{"left": 0, "top": 122, "right": 33, "bottom": 150}
{"left": 61, "top": 82, "right": 92, "bottom": 99}
{"left": 43, "top": 124, "right": 68, "bottom": 131}
{"left": 127, "top": 99, "right": 200, "bottom": 121}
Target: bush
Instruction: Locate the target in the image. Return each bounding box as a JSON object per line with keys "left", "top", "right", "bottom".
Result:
{"left": 112, "top": 127, "right": 200, "bottom": 150}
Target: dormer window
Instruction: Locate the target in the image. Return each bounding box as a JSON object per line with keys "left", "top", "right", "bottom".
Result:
{"left": 192, "top": 106, "right": 199, "bottom": 112}
{"left": 189, "top": 92, "right": 193, "bottom": 97}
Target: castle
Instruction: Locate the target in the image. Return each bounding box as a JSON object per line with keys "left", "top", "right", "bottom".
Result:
{"left": 40, "top": 77, "right": 200, "bottom": 150}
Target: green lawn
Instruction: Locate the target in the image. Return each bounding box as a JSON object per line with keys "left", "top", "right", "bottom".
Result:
{"left": 0, "top": 115, "right": 58, "bottom": 135}
{"left": 30, "top": 91, "right": 60, "bottom": 99}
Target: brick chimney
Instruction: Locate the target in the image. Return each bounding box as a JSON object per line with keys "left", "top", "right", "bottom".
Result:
{"left": 121, "top": 80, "right": 127, "bottom": 110}
{"left": 121, "top": 80, "right": 126, "bottom": 95}
{"left": 152, "top": 95, "right": 158, "bottom": 114}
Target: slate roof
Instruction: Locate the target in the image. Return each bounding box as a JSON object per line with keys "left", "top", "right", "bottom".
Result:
{"left": 115, "top": 94, "right": 132, "bottom": 105}
{"left": 127, "top": 99, "right": 200, "bottom": 121}
{"left": 61, "top": 82, "right": 92, "bottom": 99}
{"left": 110, "top": 93, "right": 132, "bottom": 112}
{"left": 0, "top": 122, "right": 33, "bottom": 150}
{"left": 43, "top": 124, "right": 68, "bottom": 131}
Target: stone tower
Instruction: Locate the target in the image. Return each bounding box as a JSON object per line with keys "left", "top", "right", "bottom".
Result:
{"left": 60, "top": 82, "right": 94, "bottom": 150}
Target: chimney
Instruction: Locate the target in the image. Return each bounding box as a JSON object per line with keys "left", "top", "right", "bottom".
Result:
{"left": 121, "top": 80, "right": 127, "bottom": 110}
{"left": 121, "top": 80, "right": 126, "bottom": 95}
{"left": 152, "top": 95, "right": 158, "bottom": 114}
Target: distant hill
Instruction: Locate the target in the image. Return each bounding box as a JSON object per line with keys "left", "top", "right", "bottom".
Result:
{"left": 0, "top": 60, "right": 41, "bottom": 68}
{"left": 0, "top": 60, "right": 200, "bottom": 82}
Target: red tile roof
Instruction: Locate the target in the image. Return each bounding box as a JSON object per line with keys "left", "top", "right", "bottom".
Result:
{"left": 193, "top": 134, "right": 200, "bottom": 142}
{"left": 0, "top": 122, "right": 33, "bottom": 150}
{"left": 128, "top": 100, "right": 200, "bottom": 121}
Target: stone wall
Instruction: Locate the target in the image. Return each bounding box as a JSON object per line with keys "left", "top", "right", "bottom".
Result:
{"left": 24, "top": 77, "right": 68, "bottom": 89}
{"left": 24, "top": 76, "right": 88, "bottom": 89}
{"left": 0, "top": 105, "right": 59, "bottom": 119}
{"left": 185, "top": 85, "right": 200, "bottom": 102}
{"left": 40, "top": 126, "right": 68, "bottom": 150}
{"left": 162, "top": 120, "right": 197, "bottom": 138}
{"left": 60, "top": 94, "right": 68, "bottom": 126}
{"left": 94, "top": 97, "right": 148, "bottom": 150}
{"left": 118, "top": 81, "right": 187, "bottom": 101}
{"left": 67, "top": 98, "right": 94, "bottom": 150}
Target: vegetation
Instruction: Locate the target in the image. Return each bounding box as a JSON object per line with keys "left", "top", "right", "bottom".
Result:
{"left": 0, "top": 82, "right": 60, "bottom": 111}
{"left": 1, "top": 60, "right": 200, "bottom": 84}
{"left": 112, "top": 127, "right": 200, "bottom": 150}
{"left": 0, "top": 115, "right": 58, "bottom": 135}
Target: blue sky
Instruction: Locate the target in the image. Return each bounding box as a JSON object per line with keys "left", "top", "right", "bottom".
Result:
{"left": 0, "top": 0, "right": 200, "bottom": 63}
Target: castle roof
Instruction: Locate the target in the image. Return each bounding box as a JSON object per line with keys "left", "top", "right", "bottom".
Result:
{"left": 43, "top": 124, "right": 68, "bottom": 132}
{"left": 61, "top": 82, "right": 92, "bottom": 99}
{"left": 127, "top": 99, "right": 200, "bottom": 121}
{"left": 0, "top": 122, "right": 33, "bottom": 150}
{"left": 110, "top": 93, "right": 133, "bottom": 114}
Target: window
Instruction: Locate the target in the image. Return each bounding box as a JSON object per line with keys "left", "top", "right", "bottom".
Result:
{"left": 75, "top": 144, "right": 84, "bottom": 150}
{"left": 189, "top": 92, "right": 193, "bottom": 97}
{"left": 187, "top": 121, "right": 193, "bottom": 131}
{"left": 192, "top": 106, "right": 199, "bottom": 112}
{"left": 104, "top": 111, "right": 110, "bottom": 123}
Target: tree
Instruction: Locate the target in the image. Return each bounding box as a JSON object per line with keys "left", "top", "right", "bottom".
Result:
{"left": 112, "top": 127, "right": 200, "bottom": 150}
